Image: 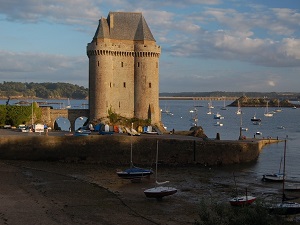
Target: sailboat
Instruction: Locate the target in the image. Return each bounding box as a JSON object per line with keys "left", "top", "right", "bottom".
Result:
{"left": 239, "top": 110, "right": 248, "bottom": 137}
{"left": 236, "top": 100, "right": 242, "bottom": 115}
{"left": 275, "top": 100, "right": 282, "bottom": 112}
{"left": 190, "top": 109, "right": 198, "bottom": 127}
{"left": 117, "top": 124, "right": 153, "bottom": 180}
{"left": 264, "top": 101, "right": 273, "bottom": 117}
{"left": 262, "top": 157, "right": 284, "bottom": 182}
{"left": 144, "top": 140, "right": 177, "bottom": 199}
{"left": 66, "top": 98, "right": 71, "bottom": 109}
{"left": 268, "top": 139, "right": 300, "bottom": 215}
{"left": 207, "top": 106, "right": 212, "bottom": 115}
{"left": 229, "top": 173, "right": 256, "bottom": 206}
{"left": 221, "top": 97, "right": 227, "bottom": 110}
{"left": 208, "top": 99, "right": 214, "bottom": 109}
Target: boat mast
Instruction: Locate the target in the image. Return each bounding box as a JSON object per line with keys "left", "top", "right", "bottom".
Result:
{"left": 282, "top": 139, "right": 287, "bottom": 203}
{"left": 155, "top": 140, "right": 159, "bottom": 182}
{"left": 130, "top": 123, "right": 133, "bottom": 168}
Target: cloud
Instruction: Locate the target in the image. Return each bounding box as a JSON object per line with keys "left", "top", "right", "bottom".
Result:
{"left": 0, "top": 50, "right": 88, "bottom": 86}
{"left": 0, "top": 0, "right": 101, "bottom": 26}
{"left": 1, "top": 0, "right": 300, "bottom": 92}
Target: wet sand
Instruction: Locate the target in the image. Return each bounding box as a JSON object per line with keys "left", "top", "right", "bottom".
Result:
{"left": 1, "top": 159, "right": 299, "bottom": 225}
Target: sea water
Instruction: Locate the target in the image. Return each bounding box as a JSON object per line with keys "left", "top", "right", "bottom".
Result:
{"left": 161, "top": 99, "right": 300, "bottom": 181}
{"left": 1, "top": 98, "right": 299, "bottom": 180}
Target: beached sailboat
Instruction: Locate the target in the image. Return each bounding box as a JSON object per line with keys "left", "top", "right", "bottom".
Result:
{"left": 117, "top": 124, "right": 153, "bottom": 180}
{"left": 144, "top": 140, "right": 177, "bottom": 199}
{"left": 262, "top": 157, "right": 284, "bottom": 182}
{"left": 268, "top": 139, "right": 300, "bottom": 215}
{"left": 229, "top": 173, "right": 256, "bottom": 206}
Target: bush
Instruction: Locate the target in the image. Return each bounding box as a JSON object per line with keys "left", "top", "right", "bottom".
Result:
{"left": 195, "top": 199, "right": 287, "bottom": 225}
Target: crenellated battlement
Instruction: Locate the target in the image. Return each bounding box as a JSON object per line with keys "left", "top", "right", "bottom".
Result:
{"left": 87, "top": 12, "right": 161, "bottom": 125}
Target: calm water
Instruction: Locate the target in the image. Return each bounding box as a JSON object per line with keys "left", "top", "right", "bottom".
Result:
{"left": 1, "top": 98, "right": 300, "bottom": 180}
{"left": 161, "top": 99, "right": 300, "bottom": 181}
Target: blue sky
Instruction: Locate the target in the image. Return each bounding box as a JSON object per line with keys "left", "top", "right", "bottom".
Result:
{"left": 1, "top": 0, "right": 300, "bottom": 92}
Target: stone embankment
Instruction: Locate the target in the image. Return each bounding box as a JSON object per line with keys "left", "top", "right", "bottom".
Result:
{"left": 0, "top": 131, "right": 280, "bottom": 166}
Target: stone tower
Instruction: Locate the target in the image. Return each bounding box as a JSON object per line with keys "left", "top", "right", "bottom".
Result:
{"left": 87, "top": 12, "right": 161, "bottom": 125}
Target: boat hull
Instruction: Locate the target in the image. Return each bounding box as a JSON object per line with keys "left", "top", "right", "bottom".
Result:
{"left": 262, "top": 173, "right": 284, "bottom": 182}
{"left": 117, "top": 168, "right": 153, "bottom": 180}
{"left": 144, "top": 186, "right": 177, "bottom": 199}
{"left": 229, "top": 196, "right": 256, "bottom": 206}
{"left": 269, "top": 202, "right": 300, "bottom": 215}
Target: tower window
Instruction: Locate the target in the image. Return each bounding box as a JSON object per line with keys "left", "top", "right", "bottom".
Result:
{"left": 137, "top": 62, "right": 140, "bottom": 67}
{"left": 110, "top": 82, "right": 112, "bottom": 88}
{"left": 149, "top": 82, "right": 152, "bottom": 88}
{"left": 121, "top": 62, "right": 124, "bottom": 67}
{"left": 98, "top": 61, "right": 99, "bottom": 67}
{"left": 123, "top": 82, "right": 126, "bottom": 88}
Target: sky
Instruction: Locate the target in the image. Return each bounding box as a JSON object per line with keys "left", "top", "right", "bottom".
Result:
{"left": 1, "top": 0, "right": 300, "bottom": 93}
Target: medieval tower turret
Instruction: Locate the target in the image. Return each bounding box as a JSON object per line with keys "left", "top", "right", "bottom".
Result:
{"left": 87, "top": 12, "right": 161, "bottom": 125}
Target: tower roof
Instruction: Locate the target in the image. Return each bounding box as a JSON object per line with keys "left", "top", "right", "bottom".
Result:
{"left": 93, "top": 12, "right": 156, "bottom": 42}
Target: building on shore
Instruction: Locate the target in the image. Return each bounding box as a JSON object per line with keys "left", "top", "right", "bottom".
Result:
{"left": 87, "top": 12, "right": 161, "bottom": 125}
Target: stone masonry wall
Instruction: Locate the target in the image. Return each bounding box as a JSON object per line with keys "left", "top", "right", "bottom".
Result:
{"left": 0, "top": 135, "right": 265, "bottom": 166}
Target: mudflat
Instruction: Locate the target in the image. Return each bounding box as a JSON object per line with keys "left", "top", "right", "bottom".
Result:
{"left": 2, "top": 159, "right": 299, "bottom": 225}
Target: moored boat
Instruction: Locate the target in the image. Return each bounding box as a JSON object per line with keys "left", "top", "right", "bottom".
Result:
{"left": 251, "top": 115, "right": 261, "bottom": 122}
{"left": 144, "top": 186, "right": 177, "bottom": 199}
{"left": 214, "top": 112, "right": 224, "bottom": 119}
{"left": 268, "top": 139, "right": 300, "bottom": 215}
{"left": 229, "top": 195, "right": 256, "bottom": 206}
{"left": 144, "top": 140, "right": 177, "bottom": 200}
{"left": 262, "top": 173, "right": 284, "bottom": 182}
{"left": 117, "top": 167, "right": 153, "bottom": 179}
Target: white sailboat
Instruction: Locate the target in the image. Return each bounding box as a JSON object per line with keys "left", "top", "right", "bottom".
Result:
{"left": 275, "top": 100, "right": 282, "bottom": 112}
{"left": 221, "top": 97, "right": 227, "bottom": 110}
{"left": 264, "top": 101, "right": 273, "bottom": 117}
{"left": 236, "top": 100, "right": 242, "bottom": 115}
{"left": 144, "top": 140, "right": 177, "bottom": 200}
{"left": 208, "top": 99, "right": 214, "bottom": 109}
{"left": 66, "top": 98, "right": 71, "bottom": 109}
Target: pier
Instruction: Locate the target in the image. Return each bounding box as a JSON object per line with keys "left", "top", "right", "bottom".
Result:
{"left": 0, "top": 130, "right": 280, "bottom": 166}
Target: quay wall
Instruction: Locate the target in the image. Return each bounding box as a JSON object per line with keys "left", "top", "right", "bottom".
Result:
{"left": 0, "top": 135, "right": 277, "bottom": 166}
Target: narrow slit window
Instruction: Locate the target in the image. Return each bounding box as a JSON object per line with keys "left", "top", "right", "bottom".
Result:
{"left": 121, "top": 62, "right": 124, "bottom": 67}
{"left": 149, "top": 82, "right": 152, "bottom": 88}
{"left": 123, "top": 82, "right": 126, "bottom": 88}
{"left": 137, "top": 62, "right": 140, "bottom": 67}
{"left": 98, "top": 61, "right": 99, "bottom": 67}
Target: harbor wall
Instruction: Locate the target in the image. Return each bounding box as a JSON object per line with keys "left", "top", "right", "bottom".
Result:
{"left": 0, "top": 135, "right": 276, "bottom": 166}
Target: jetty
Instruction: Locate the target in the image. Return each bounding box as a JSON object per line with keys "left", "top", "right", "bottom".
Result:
{"left": 0, "top": 129, "right": 280, "bottom": 166}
